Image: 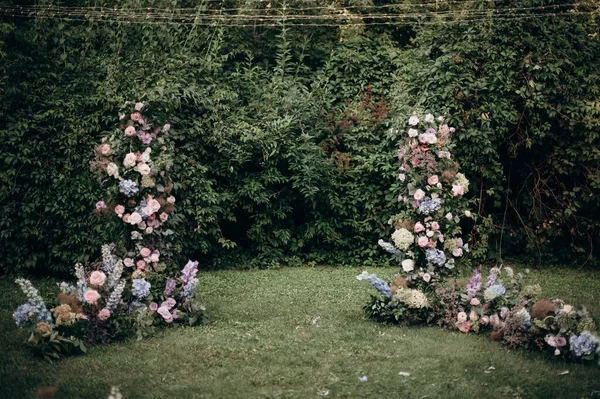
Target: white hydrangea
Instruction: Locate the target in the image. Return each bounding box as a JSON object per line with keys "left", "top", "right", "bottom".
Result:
{"left": 395, "top": 288, "right": 429, "bottom": 309}
{"left": 391, "top": 228, "right": 415, "bottom": 251}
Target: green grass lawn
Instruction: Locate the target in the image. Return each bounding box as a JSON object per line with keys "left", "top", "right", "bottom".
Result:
{"left": 1, "top": 265, "right": 600, "bottom": 399}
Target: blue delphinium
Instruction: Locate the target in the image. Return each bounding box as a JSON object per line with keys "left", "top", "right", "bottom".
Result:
{"left": 181, "top": 278, "right": 199, "bottom": 301}
{"left": 570, "top": 332, "right": 599, "bottom": 357}
{"left": 13, "top": 304, "right": 33, "bottom": 327}
{"left": 132, "top": 278, "right": 151, "bottom": 299}
{"left": 425, "top": 248, "right": 446, "bottom": 266}
{"left": 119, "top": 179, "right": 139, "bottom": 197}
{"left": 356, "top": 271, "right": 392, "bottom": 297}
{"left": 58, "top": 282, "right": 77, "bottom": 295}
{"left": 418, "top": 197, "right": 441, "bottom": 215}
{"left": 378, "top": 239, "right": 401, "bottom": 255}
{"left": 14, "top": 279, "right": 53, "bottom": 325}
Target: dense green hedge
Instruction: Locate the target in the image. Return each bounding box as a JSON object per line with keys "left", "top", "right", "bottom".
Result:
{"left": 1, "top": 0, "right": 599, "bottom": 275}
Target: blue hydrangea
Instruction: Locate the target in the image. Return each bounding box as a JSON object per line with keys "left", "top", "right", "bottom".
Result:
{"left": 570, "top": 332, "right": 599, "bottom": 357}
{"left": 425, "top": 248, "right": 446, "bottom": 266}
{"left": 13, "top": 304, "right": 33, "bottom": 327}
{"left": 418, "top": 197, "right": 441, "bottom": 215}
{"left": 132, "top": 278, "right": 151, "bottom": 299}
{"left": 119, "top": 179, "right": 139, "bottom": 197}
{"left": 356, "top": 271, "right": 392, "bottom": 297}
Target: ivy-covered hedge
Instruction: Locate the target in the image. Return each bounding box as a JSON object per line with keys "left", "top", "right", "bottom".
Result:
{"left": 1, "top": 0, "right": 599, "bottom": 275}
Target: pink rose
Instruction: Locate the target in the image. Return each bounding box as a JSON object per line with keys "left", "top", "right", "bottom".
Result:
{"left": 469, "top": 311, "right": 479, "bottom": 322}
{"left": 160, "top": 212, "right": 168, "bottom": 222}
{"left": 98, "top": 308, "right": 111, "bottom": 321}
{"left": 89, "top": 271, "right": 107, "bottom": 287}
{"left": 452, "top": 185, "right": 465, "bottom": 197}
{"left": 414, "top": 189, "right": 425, "bottom": 201}
{"left": 137, "top": 260, "right": 146, "bottom": 270}
{"left": 157, "top": 306, "right": 173, "bottom": 323}
{"left": 140, "top": 248, "right": 151, "bottom": 258}
{"left": 123, "top": 258, "right": 134, "bottom": 267}
{"left": 125, "top": 126, "right": 136, "bottom": 136}
{"left": 84, "top": 289, "right": 101, "bottom": 305}
{"left": 149, "top": 199, "right": 161, "bottom": 212}
{"left": 149, "top": 302, "right": 159, "bottom": 311}
{"left": 427, "top": 175, "right": 439, "bottom": 185}
{"left": 161, "top": 297, "right": 176, "bottom": 310}
{"left": 167, "top": 196, "right": 176, "bottom": 204}
{"left": 150, "top": 253, "right": 160, "bottom": 263}
{"left": 457, "top": 321, "right": 472, "bottom": 333}
{"left": 555, "top": 337, "right": 567, "bottom": 347}
{"left": 99, "top": 143, "right": 111, "bottom": 156}
{"left": 470, "top": 298, "right": 480, "bottom": 306}
{"left": 431, "top": 222, "right": 440, "bottom": 230}
{"left": 417, "top": 236, "right": 429, "bottom": 247}
{"left": 114, "top": 205, "right": 125, "bottom": 216}
{"left": 131, "top": 112, "right": 142, "bottom": 122}
{"left": 123, "top": 214, "right": 130, "bottom": 223}
{"left": 457, "top": 311, "right": 467, "bottom": 323}
{"left": 142, "top": 206, "right": 154, "bottom": 216}
{"left": 123, "top": 153, "right": 137, "bottom": 168}
{"left": 128, "top": 212, "right": 142, "bottom": 225}
{"left": 137, "top": 163, "right": 151, "bottom": 176}
{"left": 414, "top": 222, "right": 425, "bottom": 233}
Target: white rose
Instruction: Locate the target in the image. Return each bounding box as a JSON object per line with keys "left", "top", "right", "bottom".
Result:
{"left": 436, "top": 183, "right": 442, "bottom": 189}
{"left": 408, "top": 128, "right": 418, "bottom": 137}
{"left": 437, "top": 116, "right": 444, "bottom": 122}
{"left": 128, "top": 212, "right": 142, "bottom": 225}
{"left": 134, "top": 102, "right": 145, "bottom": 111}
{"left": 141, "top": 152, "right": 151, "bottom": 163}
{"left": 408, "top": 116, "right": 419, "bottom": 126}
{"left": 137, "top": 163, "right": 151, "bottom": 176}
{"left": 465, "top": 210, "right": 472, "bottom": 217}
{"left": 424, "top": 114, "right": 434, "bottom": 123}
{"left": 401, "top": 259, "right": 414, "bottom": 272}
{"left": 423, "top": 273, "right": 431, "bottom": 283}
{"left": 106, "top": 162, "right": 119, "bottom": 178}
{"left": 414, "top": 189, "right": 426, "bottom": 201}
{"left": 426, "top": 230, "right": 434, "bottom": 238}
{"left": 123, "top": 153, "right": 137, "bottom": 168}
{"left": 445, "top": 212, "right": 453, "bottom": 221}
{"left": 398, "top": 174, "right": 406, "bottom": 182}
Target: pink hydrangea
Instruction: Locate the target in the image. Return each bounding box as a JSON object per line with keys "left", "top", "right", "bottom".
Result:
{"left": 427, "top": 175, "right": 439, "bottom": 185}
{"left": 84, "top": 289, "right": 101, "bottom": 305}
{"left": 98, "top": 308, "right": 111, "bottom": 321}
{"left": 89, "top": 271, "right": 107, "bottom": 287}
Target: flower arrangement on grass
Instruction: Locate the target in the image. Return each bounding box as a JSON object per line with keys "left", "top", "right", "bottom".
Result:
{"left": 359, "top": 112, "right": 600, "bottom": 366}
{"left": 13, "top": 102, "right": 205, "bottom": 360}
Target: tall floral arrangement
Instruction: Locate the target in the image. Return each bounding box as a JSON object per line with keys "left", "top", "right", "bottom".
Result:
{"left": 358, "top": 112, "right": 600, "bottom": 366}
{"left": 13, "top": 102, "right": 205, "bottom": 359}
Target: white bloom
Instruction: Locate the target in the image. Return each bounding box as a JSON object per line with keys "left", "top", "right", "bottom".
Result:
{"left": 424, "top": 114, "right": 434, "bottom": 123}
{"left": 137, "top": 163, "right": 151, "bottom": 176}
{"left": 465, "top": 210, "right": 472, "bottom": 217}
{"left": 141, "top": 152, "right": 151, "bottom": 163}
{"left": 162, "top": 124, "right": 171, "bottom": 133}
{"left": 106, "top": 163, "right": 119, "bottom": 178}
{"left": 128, "top": 212, "right": 142, "bottom": 225}
{"left": 437, "top": 151, "right": 451, "bottom": 159}
{"left": 123, "top": 153, "right": 137, "bottom": 168}
{"left": 426, "top": 230, "right": 434, "bottom": 238}
{"left": 414, "top": 189, "right": 426, "bottom": 201}
{"left": 445, "top": 259, "right": 455, "bottom": 269}
{"left": 398, "top": 173, "right": 406, "bottom": 182}
{"left": 401, "top": 259, "right": 414, "bottom": 272}
{"left": 408, "top": 128, "right": 418, "bottom": 137}
{"left": 356, "top": 271, "right": 370, "bottom": 281}
{"left": 436, "top": 183, "right": 442, "bottom": 189}
{"left": 422, "top": 273, "right": 431, "bottom": 283}
{"left": 391, "top": 228, "right": 415, "bottom": 251}
{"left": 134, "top": 102, "right": 145, "bottom": 111}
{"left": 437, "top": 116, "right": 444, "bottom": 122}
{"left": 445, "top": 212, "right": 453, "bottom": 221}
{"left": 419, "top": 133, "right": 437, "bottom": 144}
{"left": 119, "top": 113, "right": 126, "bottom": 120}
{"left": 408, "top": 116, "right": 419, "bottom": 126}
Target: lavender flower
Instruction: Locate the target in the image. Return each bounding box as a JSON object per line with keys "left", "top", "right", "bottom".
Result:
{"left": 132, "top": 278, "right": 151, "bottom": 299}
{"left": 465, "top": 268, "right": 482, "bottom": 298}
{"left": 418, "top": 197, "right": 441, "bottom": 215}
{"left": 570, "top": 332, "right": 599, "bottom": 357}
{"left": 356, "top": 271, "right": 392, "bottom": 297}
{"left": 119, "top": 179, "right": 139, "bottom": 197}
{"left": 425, "top": 248, "right": 446, "bottom": 266}
{"left": 164, "top": 278, "right": 176, "bottom": 296}
{"left": 14, "top": 279, "right": 53, "bottom": 324}
{"left": 485, "top": 267, "right": 500, "bottom": 288}
{"left": 181, "top": 260, "right": 199, "bottom": 284}
{"left": 378, "top": 239, "right": 401, "bottom": 255}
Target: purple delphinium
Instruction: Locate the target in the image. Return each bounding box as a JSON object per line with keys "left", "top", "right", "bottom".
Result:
{"left": 181, "top": 260, "right": 199, "bottom": 284}
{"left": 486, "top": 268, "right": 499, "bottom": 288}
{"left": 164, "top": 278, "right": 176, "bottom": 296}
{"left": 181, "top": 279, "right": 199, "bottom": 301}
{"left": 465, "top": 268, "right": 482, "bottom": 298}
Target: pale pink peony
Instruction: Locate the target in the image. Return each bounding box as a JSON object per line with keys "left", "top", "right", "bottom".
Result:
{"left": 84, "top": 289, "right": 101, "bottom": 305}
{"left": 99, "top": 144, "right": 111, "bottom": 156}
{"left": 159, "top": 212, "right": 168, "bottom": 222}
{"left": 162, "top": 124, "right": 171, "bottom": 133}
{"left": 89, "top": 271, "right": 107, "bottom": 287}
{"left": 114, "top": 204, "right": 125, "bottom": 216}
{"left": 457, "top": 321, "right": 472, "bottom": 333}
{"left": 128, "top": 212, "right": 142, "bottom": 225}
{"left": 123, "top": 258, "right": 134, "bottom": 267}
{"left": 157, "top": 306, "right": 173, "bottom": 323}
{"left": 140, "top": 247, "right": 151, "bottom": 258}
{"left": 414, "top": 222, "right": 425, "bottom": 233}
{"left": 149, "top": 253, "right": 160, "bottom": 263}
{"left": 414, "top": 189, "right": 426, "bottom": 201}
{"left": 136, "top": 260, "right": 146, "bottom": 270}
{"left": 417, "top": 236, "right": 429, "bottom": 247}
{"left": 134, "top": 102, "right": 145, "bottom": 111}
{"left": 431, "top": 221, "right": 440, "bottom": 230}
{"left": 457, "top": 311, "right": 468, "bottom": 323}
{"left": 123, "top": 153, "right": 137, "bottom": 168}
{"left": 470, "top": 298, "right": 481, "bottom": 306}
{"left": 427, "top": 175, "right": 439, "bottom": 185}
{"left": 452, "top": 185, "right": 465, "bottom": 197}
{"left": 149, "top": 199, "right": 161, "bottom": 212}
{"left": 131, "top": 112, "right": 142, "bottom": 122}
{"left": 125, "top": 126, "right": 136, "bottom": 136}
{"left": 98, "top": 308, "right": 111, "bottom": 321}
{"left": 137, "top": 163, "right": 151, "bottom": 176}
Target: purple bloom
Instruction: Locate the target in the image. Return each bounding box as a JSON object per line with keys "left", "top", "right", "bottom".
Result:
{"left": 425, "top": 248, "right": 446, "bottom": 266}
{"left": 486, "top": 269, "right": 499, "bottom": 288}
{"left": 162, "top": 297, "right": 176, "bottom": 310}
{"left": 465, "top": 268, "right": 482, "bottom": 298}
{"left": 149, "top": 302, "right": 159, "bottom": 311}
{"left": 96, "top": 200, "right": 106, "bottom": 209}
{"left": 164, "top": 278, "right": 176, "bottom": 296}
{"left": 132, "top": 278, "right": 151, "bottom": 299}
{"left": 570, "top": 332, "right": 598, "bottom": 357}
{"left": 181, "top": 260, "right": 199, "bottom": 284}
